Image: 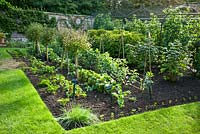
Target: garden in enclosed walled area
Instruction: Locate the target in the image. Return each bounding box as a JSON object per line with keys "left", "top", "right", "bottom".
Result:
{"left": 1, "top": 0, "right": 200, "bottom": 131}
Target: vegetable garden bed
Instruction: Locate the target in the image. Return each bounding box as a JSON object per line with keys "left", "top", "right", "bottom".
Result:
{"left": 25, "top": 67, "right": 200, "bottom": 121}
{"left": 11, "top": 53, "right": 199, "bottom": 121}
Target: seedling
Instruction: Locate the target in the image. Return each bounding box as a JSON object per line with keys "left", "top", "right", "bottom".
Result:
{"left": 57, "top": 98, "right": 70, "bottom": 106}
{"left": 130, "top": 109, "right": 136, "bottom": 115}
{"left": 110, "top": 112, "right": 115, "bottom": 120}
{"left": 128, "top": 97, "right": 137, "bottom": 102}
{"left": 100, "top": 114, "right": 104, "bottom": 121}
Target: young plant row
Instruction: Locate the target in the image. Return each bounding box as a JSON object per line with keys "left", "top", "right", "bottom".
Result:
{"left": 28, "top": 54, "right": 133, "bottom": 108}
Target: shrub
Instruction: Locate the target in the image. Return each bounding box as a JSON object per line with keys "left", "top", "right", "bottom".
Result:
{"left": 160, "top": 41, "right": 189, "bottom": 81}
{"left": 0, "top": 32, "right": 5, "bottom": 38}
{"left": 162, "top": 8, "right": 191, "bottom": 46}
{"left": 57, "top": 106, "right": 100, "bottom": 130}
{"left": 194, "top": 48, "right": 200, "bottom": 78}
{"left": 94, "top": 14, "right": 114, "bottom": 30}
{"left": 88, "top": 29, "right": 144, "bottom": 58}
{"left": 41, "top": 26, "right": 56, "bottom": 62}
{"left": 7, "top": 41, "right": 32, "bottom": 48}
{"left": 79, "top": 49, "right": 126, "bottom": 83}
{"left": 126, "top": 41, "right": 159, "bottom": 70}
{"left": 39, "top": 74, "right": 86, "bottom": 97}
{"left": 78, "top": 68, "right": 117, "bottom": 93}
{"left": 26, "top": 23, "right": 43, "bottom": 55}
{"left": 30, "top": 57, "right": 55, "bottom": 74}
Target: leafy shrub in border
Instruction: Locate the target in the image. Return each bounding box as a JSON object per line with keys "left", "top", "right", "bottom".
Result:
{"left": 160, "top": 41, "right": 189, "bottom": 82}
{"left": 30, "top": 57, "right": 55, "bottom": 75}
{"left": 57, "top": 106, "right": 100, "bottom": 130}
{"left": 39, "top": 78, "right": 60, "bottom": 94}
{"left": 39, "top": 74, "right": 86, "bottom": 97}
{"left": 194, "top": 48, "right": 200, "bottom": 78}
{"left": 79, "top": 49, "right": 140, "bottom": 84}
{"left": 78, "top": 68, "right": 131, "bottom": 108}
{"left": 78, "top": 68, "right": 118, "bottom": 93}
{"left": 126, "top": 41, "right": 159, "bottom": 70}
{"left": 6, "top": 41, "right": 32, "bottom": 48}
{"left": 7, "top": 49, "right": 27, "bottom": 58}
{"left": 88, "top": 29, "right": 144, "bottom": 58}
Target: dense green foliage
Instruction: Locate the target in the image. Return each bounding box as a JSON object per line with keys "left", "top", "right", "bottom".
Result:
{"left": 30, "top": 57, "right": 55, "bottom": 75}
{"left": 0, "top": 48, "right": 12, "bottom": 60}
{"left": 126, "top": 41, "right": 159, "bottom": 70}
{"left": 0, "top": 0, "right": 56, "bottom": 34}
{"left": 88, "top": 29, "right": 144, "bottom": 58}
{"left": 0, "top": 69, "right": 64, "bottom": 133}
{"left": 79, "top": 49, "right": 139, "bottom": 84}
{"left": 26, "top": 23, "right": 44, "bottom": 54}
{"left": 41, "top": 27, "right": 56, "bottom": 61}
{"left": 57, "top": 106, "right": 100, "bottom": 130}
{"left": 160, "top": 41, "right": 189, "bottom": 81}
{"left": 68, "top": 102, "right": 200, "bottom": 134}
{"left": 194, "top": 48, "right": 200, "bottom": 77}
{"left": 5, "top": 0, "right": 198, "bottom": 15}
{"left": 59, "top": 29, "right": 91, "bottom": 78}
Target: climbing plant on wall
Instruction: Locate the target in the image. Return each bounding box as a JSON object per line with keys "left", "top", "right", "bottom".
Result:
{"left": 0, "top": 0, "right": 56, "bottom": 35}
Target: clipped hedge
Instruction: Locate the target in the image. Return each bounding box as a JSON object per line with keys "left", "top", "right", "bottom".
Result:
{"left": 88, "top": 29, "right": 144, "bottom": 58}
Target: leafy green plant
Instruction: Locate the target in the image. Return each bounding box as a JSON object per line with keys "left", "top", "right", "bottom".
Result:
{"left": 26, "top": 23, "right": 43, "bottom": 55}
{"left": 57, "top": 106, "right": 100, "bottom": 130}
{"left": 0, "top": 32, "right": 5, "bottom": 38}
{"left": 126, "top": 41, "right": 159, "bottom": 70}
{"left": 128, "top": 97, "right": 137, "bottom": 102}
{"left": 162, "top": 8, "right": 191, "bottom": 46}
{"left": 88, "top": 29, "right": 144, "bottom": 58}
{"left": 160, "top": 41, "right": 189, "bottom": 81}
{"left": 38, "top": 79, "right": 60, "bottom": 94}
{"left": 141, "top": 71, "right": 154, "bottom": 99}
{"left": 57, "top": 98, "right": 70, "bottom": 106}
{"left": 78, "top": 68, "right": 132, "bottom": 107}
{"left": 64, "top": 79, "right": 86, "bottom": 98}
{"left": 78, "top": 68, "right": 117, "bottom": 93}
{"left": 7, "top": 41, "right": 32, "bottom": 48}
{"left": 194, "top": 48, "right": 200, "bottom": 78}
{"left": 41, "top": 26, "right": 56, "bottom": 62}
{"left": 30, "top": 57, "right": 55, "bottom": 75}
{"left": 79, "top": 49, "right": 140, "bottom": 84}
{"left": 94, "top": 14, "right": 114, "bottom": 30}
{"left": 112, "top": 88, "right": 131, "bottom": 108}
{"left": 38, "top": 74, "right": 86, "bottom": 97}
{"left": 58, "top": 29, "right": 91, "bottom": 78}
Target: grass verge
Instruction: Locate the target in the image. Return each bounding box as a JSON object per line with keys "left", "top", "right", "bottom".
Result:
{"left": 68, "top": 102, "right": 200, "bottom": 134}
{"left": 0, "top": 69, "right": 64, "bottom": 134}
{"left": 0, "top": 48, "right": 12, "bottom": 60}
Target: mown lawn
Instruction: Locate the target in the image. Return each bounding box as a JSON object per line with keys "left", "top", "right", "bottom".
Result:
{"left": 0, "top": 69, "right": 64, "bottom": 134}
{"left": 0, "top": 48, "right": 12, "bottom": 60}
{"left": 0, "top": 48, "right": 199, "bottom": 134}
{"left": 68, "top": 102, "right": 200, "bottom": 134}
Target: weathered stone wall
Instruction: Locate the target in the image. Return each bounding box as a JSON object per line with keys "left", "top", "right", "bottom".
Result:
{"left": 47, "top": 12, "right": 94, "bottom": 30}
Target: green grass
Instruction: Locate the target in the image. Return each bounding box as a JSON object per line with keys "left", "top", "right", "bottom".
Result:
{"left": 0, "top": 48, "right": 199, "bottom": 134}
{"left": 68, "top": 102, "right": 200, "bottom": 134}
{"left": 0, "top": 48, "right": 12, "bottom": 60}
{"left": 0, "top": 69, "right": 64, "bottom": 134}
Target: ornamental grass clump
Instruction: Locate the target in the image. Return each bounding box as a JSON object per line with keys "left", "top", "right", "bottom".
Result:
{"left": 57, "top": 106, "right": 100, "bottom": 130}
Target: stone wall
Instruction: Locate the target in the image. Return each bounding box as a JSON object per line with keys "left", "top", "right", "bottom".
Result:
{"left": 47, "top": 12, "right": 94, "bottom": 30}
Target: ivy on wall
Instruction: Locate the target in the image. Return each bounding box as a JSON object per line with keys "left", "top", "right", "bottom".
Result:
{"left": 0, "top": 0, "right": 56, "bottom": 35}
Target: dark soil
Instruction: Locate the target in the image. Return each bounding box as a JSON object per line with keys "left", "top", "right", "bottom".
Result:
{"left": 25, "top": 69, "right": 200, "bottom": 121}
{"left": 16, "top": 56, "right": 200, "bottom": 121}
